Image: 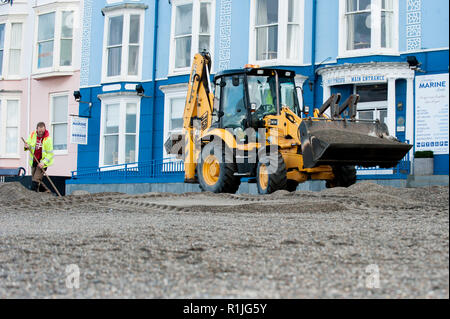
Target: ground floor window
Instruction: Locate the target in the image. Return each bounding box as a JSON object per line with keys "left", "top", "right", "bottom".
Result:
{"left": 50, "top": 93, "right": 68, "bottom": 152}
{"left": 355, "top": 84, "right": 387, "bottom": 124}
{"left": 100, "top": 96, "right": 140, "bottom": 166}
{"left": 0, "top": 98, "right": 20, "bottom": 157}
{"left": 160, "top": 84, "right": 188, "bottom": 159}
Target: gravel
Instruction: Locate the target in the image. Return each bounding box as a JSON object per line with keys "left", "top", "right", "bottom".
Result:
{"left": 0, "top": 182, "right": 448, "bottom": 298}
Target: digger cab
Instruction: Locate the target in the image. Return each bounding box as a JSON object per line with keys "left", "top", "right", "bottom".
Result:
{"left": 211, "top": 68, "right": 302, "bottom": 132}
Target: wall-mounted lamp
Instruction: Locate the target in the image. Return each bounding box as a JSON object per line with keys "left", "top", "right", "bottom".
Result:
{"left": 70, "top": 90, "right": 93, "bottom": 118}
{"left": 135, "top": 84, "right": 152, "bottom": 98}
{"left": 407, "top": 56, "right": 425, "bottom": 73}
{"left": 73, "top": 90, "right": 82, "bottom": 101}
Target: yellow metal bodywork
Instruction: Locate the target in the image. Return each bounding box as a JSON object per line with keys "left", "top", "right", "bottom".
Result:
{"left": 181, "top": 53, "right": 335, "bottom": 185}
{"left": 202, "top": 154, "right": 220, "bottom": 186}
{"left": 183, "top": 53, "right": 214, "bottom": 181}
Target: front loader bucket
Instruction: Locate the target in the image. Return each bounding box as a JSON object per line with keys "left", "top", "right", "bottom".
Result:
{"left": 299, "top": 119, "right": 412, "bottom": 169}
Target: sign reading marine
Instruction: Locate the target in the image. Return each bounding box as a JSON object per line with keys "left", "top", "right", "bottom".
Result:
{"left": 0, "top": 0, "right": 13, "bottom": 5}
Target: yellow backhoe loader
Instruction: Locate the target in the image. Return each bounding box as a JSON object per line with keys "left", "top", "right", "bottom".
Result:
{"left": 165, "top": 52, "right": 412, "bottom": 194}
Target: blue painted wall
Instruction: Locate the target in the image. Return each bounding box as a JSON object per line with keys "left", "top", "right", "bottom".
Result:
{"left": 421, "top": 0, "right": 449, "bottom": 50}
{"left": 155, "top": 0, "right": 171, "bottom": 79}
{"left": 315, "top": 0, "right": 339, "bottom": 64}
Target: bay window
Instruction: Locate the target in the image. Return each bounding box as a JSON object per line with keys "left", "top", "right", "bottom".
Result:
{"left": 169, "top": 0, "right": 215, "bottom": 74}
{"left": 35, "top": 9, "right": 74, "bottom": 72}
{"left": 102, "top": 6, "right": 145, "bottom": 82}
{"left": 0, "top": 24, "right": 5, "bottom": 75}
{"left": 60, "top": 11, "right": 73, "bottom": 66}
{"left": 0, "top": 21, "right": 23, "bottom": 78}
{"left": 100, "top": 97, "right": 140, "bottom": 166}
{"left": 160, "top": 84, "right": 188, "bottom": 158}
{"left": 340, "top": 0, "right": 398, "bottom": 56}
{"left": 250, "top": 0, "right": 304, "bottom": 65}
{"left": 9, "top": 23, "right": 22, "bottom": 75}
{"left": 106, "top": 15, "right": 123, "bottom": 77}
{"left": 50, "top": 94, "right": 68, "bottom": 152}
{"left": 37, "top": 12, "right": 55, "bottom": 69}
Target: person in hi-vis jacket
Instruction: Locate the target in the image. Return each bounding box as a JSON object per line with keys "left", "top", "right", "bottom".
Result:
{"left": 24, "top": 122, "right": 54, "bottom": 192}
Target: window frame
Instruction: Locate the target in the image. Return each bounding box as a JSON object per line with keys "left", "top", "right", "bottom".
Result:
{"left": 32, "top": 4, "right": 78, "bottom": 76}
{"left": 98, "top": 95, "right": 141, "bottom": 168}
{"left": 49, "top": 92, "right": 69, "bottom": 155}
{"left": 354, "top": 84, "right": 388, "bottom": 124}
{"left": 0, "top": 16, "right": 25, "bottom": 80}
{"left": 338, "top": 0, "right": 399, "bottom": 58}
{"left": 0, "top": 96, "right": 21, "bottom": 158}
{"left": 249, "top": 0, "right": 305, "bottom": 67}
{"left": 101, "top": 8, "right": 145, "bottom": 83}
{"left": 160, "top": 84, "right": 188, "bottom": 159}
{"left": 168, "top": 0, "right": 216, "bottom": 76}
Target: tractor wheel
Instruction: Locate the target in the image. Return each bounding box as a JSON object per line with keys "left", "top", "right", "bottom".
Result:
{"left": 197, "top": 141, "right": 241, "bottom": 193}
{"left": 286, "top": 179, "right": 299, "bottom": 192}
{"left": 326, "top": 165, "right": 357, "bottom": 188}
{"left": 256, "top": 151, "right": 288, "bottom": 194}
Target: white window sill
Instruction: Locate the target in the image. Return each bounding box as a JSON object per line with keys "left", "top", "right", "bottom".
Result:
{"left": 0, "top": 75, "right": 23, "bottom": 81}
{"left": 54, "top": 150, "right": 68, "bottom": 156}
{"left": 337, "top": 50, "right": 400, "bottom": 59}
{"left": 168, "top": 68, "right": 191, "bottom": 77}
{"left": 32, "top": 70, "right": 75, "bottom": 80}
{"left": 252, "top": 60, "right": 307, "bottom": 68}
{"left": 101, "top": 75, "right": 141, "bottom": 84}
{"left": 0, "top": 155, "right": 20, "bottom": 159}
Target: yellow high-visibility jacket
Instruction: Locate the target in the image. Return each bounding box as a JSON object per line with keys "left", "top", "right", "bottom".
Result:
{"left": 25, "top": 130, "right": 54, "bottom": 168}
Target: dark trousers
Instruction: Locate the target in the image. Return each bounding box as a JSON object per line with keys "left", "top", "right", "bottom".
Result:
{"left": 31, "top": 166, "right": 50, "bottom": 192}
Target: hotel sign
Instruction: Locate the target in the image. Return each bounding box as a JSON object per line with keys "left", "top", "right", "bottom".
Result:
{"left": 415, "top": 73, "right": 449, "bottom": 155}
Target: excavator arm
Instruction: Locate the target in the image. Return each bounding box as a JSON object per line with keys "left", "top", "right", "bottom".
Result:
{"left": 164, "top": 52, "right": 215, "bottom": 182}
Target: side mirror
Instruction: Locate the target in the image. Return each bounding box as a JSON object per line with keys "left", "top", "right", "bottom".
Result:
{"left": 214, "top": 110, "right": 224, "bottom": 118}
{"left": 232, "top": 75, "right": 240, "bottom": 87}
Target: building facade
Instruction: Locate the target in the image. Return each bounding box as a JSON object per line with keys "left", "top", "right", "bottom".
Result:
{"left": 0, "top": 0, "right": 82, "bottom": 177}
{"left": 69, "top": 0, "right": 449, "bottom": 190}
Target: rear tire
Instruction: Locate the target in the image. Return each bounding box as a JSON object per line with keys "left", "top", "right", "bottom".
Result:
{"left": 198, "top": 141, "right": 241, "bottom": 193}
{"left": 326, "top": 165, "right": 357, "bottom": 188}
{"left": 256, "top": 151, "right": 288, "bottom": 194}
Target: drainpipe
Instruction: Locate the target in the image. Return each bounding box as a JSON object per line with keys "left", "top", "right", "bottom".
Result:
{"left": 311, "top": 0, "right": 317, "bottom": 109}
{"left": 26, "top": 2, "right": 37, "bottom": 172}
{"left": 149, "top": 0, "right": 159, "bottom": 161}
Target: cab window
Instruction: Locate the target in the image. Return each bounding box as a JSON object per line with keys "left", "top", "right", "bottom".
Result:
{"left": 221, "top": 75, "right": 247, "bottom": 129}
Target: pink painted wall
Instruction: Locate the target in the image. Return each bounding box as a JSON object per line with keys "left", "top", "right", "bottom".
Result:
{"left": 0, "top": 78, "right": 29, "bottom": 172}
{"left": 0, "top": 71, "right": 80, "bottom": 177}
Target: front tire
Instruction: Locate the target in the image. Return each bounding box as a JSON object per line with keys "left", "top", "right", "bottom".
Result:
{"left": 256, "top": 151, "right": 288, "bottom": 194}
{"left": 326, "top": 165, "right": 357, "bottom": 188}
{"left": 197, "top": 141, "right": 241, "bottom": 193}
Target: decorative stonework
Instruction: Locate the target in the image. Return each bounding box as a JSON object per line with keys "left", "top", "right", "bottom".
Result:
{"left": 406, "top": 0, "right": 421, "bottom": 51}
{"left": 80, "top": 0, "right": 93, "bottom": 87}
{"left": 318, "top": 62, "right": 415, "bottom": 87}
{"left": 218, "top": 0, "right": 232, "bottom": 71}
